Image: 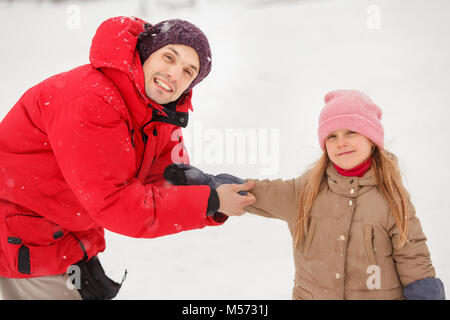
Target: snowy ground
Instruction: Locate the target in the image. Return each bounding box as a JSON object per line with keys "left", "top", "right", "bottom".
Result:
{"left": 1, "top": 0, "right": 449, "bottom": 299}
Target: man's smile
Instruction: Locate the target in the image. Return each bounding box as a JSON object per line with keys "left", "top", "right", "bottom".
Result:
{"left": 154, "top": 77, "right": 173, "bottom": 92}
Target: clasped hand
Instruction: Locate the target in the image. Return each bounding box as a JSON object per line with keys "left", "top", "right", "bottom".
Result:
{"left": 216, "top": 181, "right": 256, "bottom": 216}
{"left": 164, "top": 163, "right": 256, "bottom": 216}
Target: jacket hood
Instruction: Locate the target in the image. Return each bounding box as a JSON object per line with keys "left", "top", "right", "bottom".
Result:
{"left": 89, "top": 16, "right": 146, "bottom": 74}
{"left": 89, "top": 16, "right": 149, "bottom": 105}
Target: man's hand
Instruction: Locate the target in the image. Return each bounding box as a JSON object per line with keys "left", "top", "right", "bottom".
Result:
{"left": 216, "top": 181, "right": 256, "bottom": 216}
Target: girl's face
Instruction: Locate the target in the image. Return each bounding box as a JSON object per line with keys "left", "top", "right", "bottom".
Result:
{"left": 325, "top": 129, "right": 374, "bottom": 169}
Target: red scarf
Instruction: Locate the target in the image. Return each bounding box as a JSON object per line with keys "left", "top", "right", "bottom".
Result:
{"left": 333, "top": 158, "right": 372, "bottom": 177}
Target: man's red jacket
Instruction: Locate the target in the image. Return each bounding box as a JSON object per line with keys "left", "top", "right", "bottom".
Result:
{"left": 0, "top": 16, "right": 225, "bottom": 278}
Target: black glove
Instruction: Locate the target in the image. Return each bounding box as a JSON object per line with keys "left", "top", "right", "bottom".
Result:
{"left": 164, "top": 163, "right": 248, "bottom": 195}
{"left": 69, "top": 256, "right": 127, "bottom": 300}
{"left": 164, "top": 163, "right": 206, "bottom": 186}
{"left": 164, "top": 163, "right": 248, "bottom": 222}
{"left": 403, "top": 277, "right": 446, "bottom": 300}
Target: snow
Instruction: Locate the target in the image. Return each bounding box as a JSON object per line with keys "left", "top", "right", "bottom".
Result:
{"left": 161, "top": 21, "right": 173, "bottom": 33}
{"left": 1, "top": 0, "right": 450, "bottom": 299}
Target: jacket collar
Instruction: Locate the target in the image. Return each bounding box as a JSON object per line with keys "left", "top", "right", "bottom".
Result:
{"left": 325, "top": 162, "right": 376, "bottom": 198}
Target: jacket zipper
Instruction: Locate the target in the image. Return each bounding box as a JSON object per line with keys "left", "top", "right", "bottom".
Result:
{"left": 135, "top": 106, "right": 156, "bottom": 177}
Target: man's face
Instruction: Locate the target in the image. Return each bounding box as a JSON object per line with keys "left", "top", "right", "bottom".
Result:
{"left": 142, "top": 44, "right": 200, "bottom": 105}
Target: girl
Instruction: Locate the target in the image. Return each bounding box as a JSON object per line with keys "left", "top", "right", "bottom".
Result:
{"left": 243, "top": 89, "right": 445, "bottom": 300}
{"left": 164, "top": 89, "right": 445, "bottom": 299}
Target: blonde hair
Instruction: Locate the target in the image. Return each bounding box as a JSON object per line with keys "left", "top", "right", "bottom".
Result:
{"left": 293, "top": 147, "right": 409, "bottom": 249}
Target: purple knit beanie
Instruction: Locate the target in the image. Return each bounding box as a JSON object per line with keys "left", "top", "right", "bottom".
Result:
{"left": 137, "top": 19, "right": 212, "bottom": 95}
{"left": 318, "top": 90, "right": 384, "bottom": 151}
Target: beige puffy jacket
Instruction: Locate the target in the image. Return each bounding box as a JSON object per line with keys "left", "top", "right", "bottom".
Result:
{"left": 245, "top": 164, "right": 436, "bottom": 299}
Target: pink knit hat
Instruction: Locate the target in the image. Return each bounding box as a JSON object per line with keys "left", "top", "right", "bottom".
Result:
{"left": 318, "top": 90, "right": 384, "bottom": 151}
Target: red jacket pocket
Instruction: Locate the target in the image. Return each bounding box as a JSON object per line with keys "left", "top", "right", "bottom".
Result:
{"left": 0, "top": 214, "right": 84, "bottom": 277}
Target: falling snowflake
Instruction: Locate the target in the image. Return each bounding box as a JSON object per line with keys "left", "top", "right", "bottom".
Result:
{"left": 161, "top": 22, "right": 172, "bottom": 33}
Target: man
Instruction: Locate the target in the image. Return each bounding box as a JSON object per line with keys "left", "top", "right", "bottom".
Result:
{"left": 0, "top": 16, "right": 255, "bottom": 300}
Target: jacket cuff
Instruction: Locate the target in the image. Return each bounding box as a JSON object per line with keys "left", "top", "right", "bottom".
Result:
{"left": 206, "top": 187, "right": 220, "bottom": 215}
{"left": 212, "top": 212, "right": 228, "bottom": 223}
{"left": 206, "top": 187, "right": 229, "bottom": 223}
{"left": 403, "top": 277, "right": 446, "bottom": 300}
